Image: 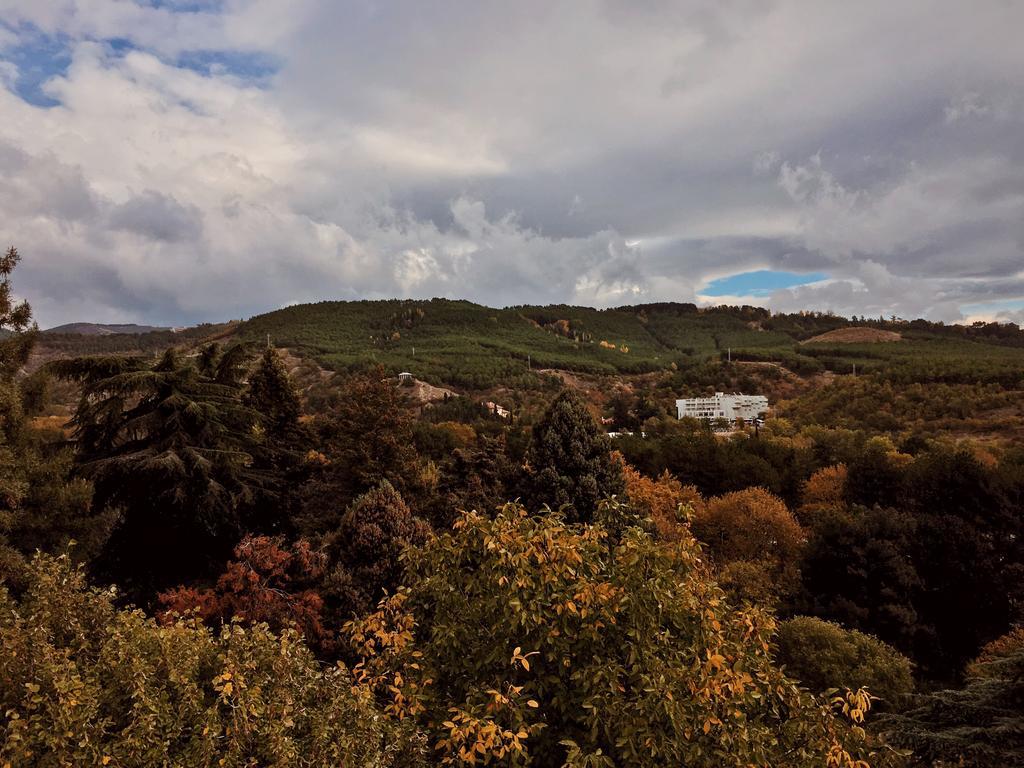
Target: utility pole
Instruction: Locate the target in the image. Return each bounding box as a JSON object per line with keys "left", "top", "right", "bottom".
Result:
{"left": 266, "top": 333, "right": 271, "bottom": 349}
{"left": 852, "top": 362, "right": 856, "bottom": 377}
{"left": 527, "top": 354, "right": 531, "bottom": 369}
{"left": 727, "top": 347, "right": 731, "bottom": 363}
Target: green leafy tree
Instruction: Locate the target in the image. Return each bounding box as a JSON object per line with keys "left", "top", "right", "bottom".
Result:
{"left": 522, "top": 389, "right": 625, "bottom": 522}
{"left": 0, "top": 246, "right": 35, "bottom": 385}
{"left": 776, "top": 617, "right": 914, "bottom": 707}
{"left": 797, "top": 506, "right": 923, "bottom": 662}
{"left": 0, "top": 553, "right": 425, "bottom": 767}
{"left": 52, "top": 345, "right": 272, "bottom": 598}
{"left": 347, "top": 503, "right": 903, "bottom": 767}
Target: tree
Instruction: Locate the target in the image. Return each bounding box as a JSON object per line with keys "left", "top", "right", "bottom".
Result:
{"left": 522, "top": 389, "right": 625, "bottom": 523}
{"left": 903, "top": 447, "right": 1022, "bottom": 676}
{"left": 775, "top": 616, "right": 914, "bottom": 706}
{"left": 0, "top": 553, "right": 424, "bottom": 767}
{"left": 52, "top": 345, "right": 272, "bottom": 599}
{"left": 431, "top": 434, "right": 514, "bottom": 529}
{"left": 346, "top": 503, "right": 901, "bottom": 767}
{"left": 880, "top": 628, "right": 1024, "bottom": 767}
{"left": 690, "top": 487, "right": 806, "bottom": 604}
{"left": 797, "top": 506, "right": 923, "bottom": 663}
{"left": 844, "top": 437, "right": 909, "bottom": 509}
{"left": 621, "top": 461, "right": 703, "bottom": 542}
{"left": 319, "top": 481, "right": 429, "bottom": 621}
{"left": 243, "top": 346, "right": 311, "bottom": 532}
{"left": 0, "top": 246, "right": 35, "bottom": 384}
{"left": 298, "top": 368, "right": 420, "bottom": 533}
{"left": 245, "top": 346, "right": 304, "bottom": 448}
{"left": 158, "top": 535, "right": 332, "bottom": 654}
{"left": 0, "top": 248, "right": 113, "bottom": 587}
{"left": 799, "top": 463, "right": 848, "bottom": 521}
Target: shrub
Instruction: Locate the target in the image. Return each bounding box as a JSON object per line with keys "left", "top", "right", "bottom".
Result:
{"left": 776, "top": 617, "right": 914, "bottom": 706}
{"left": 346, "top": 503, "right": 901, "bottom": 767}
{"left": 0, "top": 553, "right": 420, "bottom": 767}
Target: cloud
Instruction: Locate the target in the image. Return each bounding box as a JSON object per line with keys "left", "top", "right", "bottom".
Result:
{"left": 108, "top": 190, "right": 202, "bottom": 242}
{"left": 0, "top": 0, "right": 1023, "bottom": 326}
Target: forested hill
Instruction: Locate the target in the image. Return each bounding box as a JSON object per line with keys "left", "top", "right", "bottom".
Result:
{"left": 231, "top": 298, "right": 1024, "bottom": 389}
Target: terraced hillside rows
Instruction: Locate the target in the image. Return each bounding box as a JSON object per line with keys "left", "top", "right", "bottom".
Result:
{"left": 231, "top": 300, "right": 1024, "bottom": 390}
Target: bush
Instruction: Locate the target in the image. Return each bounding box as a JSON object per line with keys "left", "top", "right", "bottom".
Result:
{"left": 346, "top": 503, "right": 901, "bottom": 767}
{"left": 0, "top": 553, "right": 420, "bottom": 767}
{"left": 776, "top": 617, "right": 914, "bottom": 706}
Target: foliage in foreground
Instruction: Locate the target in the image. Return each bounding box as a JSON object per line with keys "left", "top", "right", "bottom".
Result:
{"left": 0, "top": 554, "right": 420, "bottom": 768}
{"left": 347, "top": 503, "right": 902, "bottom": 767}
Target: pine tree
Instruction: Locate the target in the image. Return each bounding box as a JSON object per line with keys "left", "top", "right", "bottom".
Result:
{"left": 245, "top": 347, "right": 303, "bottom": 446}
{"left": 51, "top": 344, "right": 272, "bottom": 599}
{"left": 522, "top": 389, "right": 625, "bottom": 523}
{"left": 880, "top": 632, "right": 1024, "bottom": 766}
{"left": 298, "top": 368, "right": 419, "bottom": 534}
{"left": 319, "top": 481, "right": 429, "bottom": 621}
{"left": 0, "top": 247, "right": 113, "bottom": 588}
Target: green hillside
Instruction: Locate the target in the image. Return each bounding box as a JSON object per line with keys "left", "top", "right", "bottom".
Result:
{"left": 233, "top": 299, "right": 1024, "bottom": 389}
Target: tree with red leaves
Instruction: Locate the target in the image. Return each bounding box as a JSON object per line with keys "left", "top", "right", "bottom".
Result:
{"left": 159, "top": 534, "right": 333, "bottom": 653}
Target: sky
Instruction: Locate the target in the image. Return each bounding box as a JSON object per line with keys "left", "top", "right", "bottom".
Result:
{"left": 1, "top": 1, "right": 1023, "bottom": 328}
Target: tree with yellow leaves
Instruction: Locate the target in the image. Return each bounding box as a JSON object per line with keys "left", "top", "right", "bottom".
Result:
{"left": 620, "top": 460, "right": 704, "bottom": 542}
{"left": 345, "top": 502, "right": 902, "bottom": 767}
{"left": 691, "top": 487, "right": 806, "bottom": 604}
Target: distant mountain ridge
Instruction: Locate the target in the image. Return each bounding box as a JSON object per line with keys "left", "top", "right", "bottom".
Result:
{"left": 44, "top": 322, "right": 174, "bottom": 336}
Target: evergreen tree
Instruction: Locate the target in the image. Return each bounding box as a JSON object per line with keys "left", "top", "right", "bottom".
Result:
{"left": 0, "top": 247, "right": 113, "bottom": 588}
{"left": 243, "top": 346, "right": 309, "bottom": 532}
{"left": 522, "top": 389, "right": 625, "bottom": 523}
{"left": 881, "top": 631, "right": 1024, "bottom": 766}
{"left": 319, "top": 481, "right": 429, "bottom": 621}
{"left": 245, "top": 346, "right": 304, "bottom": 446}
{"left": 298, "top": 368, "right": 419, "bottom": 533}
{"left": 52, "top": 344, "right": 272, "bottom": 599}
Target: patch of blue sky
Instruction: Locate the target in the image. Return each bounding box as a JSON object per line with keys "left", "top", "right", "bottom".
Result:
{"left": 700, "top": 269, "right": 828, "bottom": 298}
{"left": 1, "top": 25, "right": 72, "bottom": 107}
{"left": 175, "top": 50, "right": 279, "bottom": 83}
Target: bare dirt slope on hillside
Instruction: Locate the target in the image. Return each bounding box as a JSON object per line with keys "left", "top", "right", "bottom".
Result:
{"left": 801, "top": 327, "right": 902, "bottom": 344}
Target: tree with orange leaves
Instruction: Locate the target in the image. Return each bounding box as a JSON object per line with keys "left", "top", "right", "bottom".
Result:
{"left": 691, "top": 487, "right": 806, "bottom": 604}
{"left": 798, "top": 463, "right": 848, "bottom": 522}
{"left": 621, "top": 461, "right": 704, "bottom": 542}
{"left": 159, "top": 534, "right": 333, "bottom": 653}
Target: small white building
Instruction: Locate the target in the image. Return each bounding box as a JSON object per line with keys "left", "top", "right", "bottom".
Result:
{"left": 485, "top": 401, "right": 510, "bottom": 419}
{"left": 676, "top": 393, "right": 768, "bottom": 422}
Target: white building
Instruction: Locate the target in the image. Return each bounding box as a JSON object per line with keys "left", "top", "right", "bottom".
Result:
{"left": 676, "top": 393, "right": 768, "bottom": 422}
{"left": 485, "top": 401, "right": 511, "bottom": 419}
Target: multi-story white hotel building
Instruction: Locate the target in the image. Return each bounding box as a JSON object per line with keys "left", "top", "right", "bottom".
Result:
{"left": 676, "top": 393, "right": 768, "bottom": 422}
